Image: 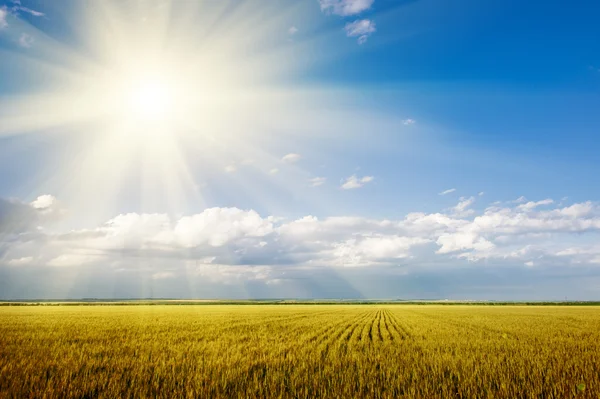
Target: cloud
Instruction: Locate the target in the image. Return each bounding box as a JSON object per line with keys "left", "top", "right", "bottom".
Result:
{"left": 288, "top": 26, "right": 298, "bottom": 35}
{"left": 309, "top": 177, "right": 326, "bottom": 187}
{"left": 402, "top": 119, "right": 416, "bottom": 126}
{"left": 269, "top": 168, "right": 279, "bottom": 175}
{"left": 0, "top": 7, "right": 7, "bottom": 29}
{"left": 319, "top": 0, "right": 374, "bottom": 16}
{"left": 4, "top": 194, "right": 600, "bottom": 299}
{"left": 517, "top": 199, "right": 554, "bottom": 211}
{"left": 439, "top": 188, "right": 456, "bottom": 196}
{"left": 333, "top": 236, "right": 430, "bottom": 267}
{"left": 14, "top": 6, "right": 44, "bottom": 17}
{"left": 7, "top": 256, "right": 33, "bottom": 266}
{"left": 450, "top": 196, "right": 475, "bottom": 217}
{"left": 345, "top": 19, "right": 376, "bottom": 44}
{"left": 341, "top": 175, "right": 373, "bottom": 190}
{"left": 0, "top": 195, "right": 63, "bottom": 234}
{"left": 30, "top": 194, "right": 56, "bottom": 211}
{"left": 282, "top": 153, "right": 301, "bottom": 163}
{"left": 224, "top": 165, "right": 237, "bottom": 173}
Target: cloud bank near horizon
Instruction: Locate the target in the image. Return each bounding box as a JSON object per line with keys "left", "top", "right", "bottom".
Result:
{"left": 2, "top": 193, "right": 600, "bottom": 300}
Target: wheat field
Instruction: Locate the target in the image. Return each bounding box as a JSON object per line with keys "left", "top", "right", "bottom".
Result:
{"left": 0, "top": 305, "right": 598, "bottom": 398}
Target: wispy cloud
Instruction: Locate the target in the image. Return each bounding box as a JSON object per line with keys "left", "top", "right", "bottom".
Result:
{"left": 309, "top": 177, "right": 327, "bottom": 187}
{"left": 517, "top": 199, "right": 554, "bottom": 212}
{"left": 450, "top": 196, "right": 476, "bottom": 217}
{"left": 224, "top": 165, "right": 237, "bottom": 173}
{"left": 439, "top": 188, "right": 456, "bottom": 196}
{"left": 9, "top": 0, "right": 44, "bottom": 17}
{"left": 16, "top": 6, "right": 44, "bottom": 17}
{"left": 0, "top": 7, "right": 8, "bottom": 29}
{"left": 402, "top": 118, "right": 416, "bottom": 126}
{"left": 288, "top": 26, "right": 298, "bottom": 35}
{"left": 345, "top": 19, "right": 376, "bottom": 44}
{"left": 319, "top": 0, "right": 374, "bottom": 16}
{"left": 282, "top": 153, "right": 301, "bottom": 163}
{"left": 341, "top": 175, "right": 373, "bottom": 189}
{"left": 18, "top": 33, "right": 33, "bottom": 48}
{"left": 269, "top": 168, "right": 279, "bottom": 175}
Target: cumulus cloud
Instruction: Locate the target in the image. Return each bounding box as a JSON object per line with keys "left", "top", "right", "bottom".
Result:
{"left": 439, "top": 188, "right": 456, "bottom": 196}
{"left": 319, "top": 0, "right": 374, "bottom": 16}
{"left": 30, "top": 194, "right": 56, "bottom": 211}
{"left": 309, "top": 177, "right": 327, "bottom": 187}
{"left": 341, "top": 175, "right": 373, "bottom": 189}
{"left": 3, "top": 194, "right": 600, "bottom": 299}
{"left": 345, "top": 19, "right": 376, "bottom": 44}
{"left": 281, "top": 153, "right": 301, "bottom": 163}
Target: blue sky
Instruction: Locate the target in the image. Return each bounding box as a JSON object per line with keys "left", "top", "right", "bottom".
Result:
{"left": 1, "top": 0, "right": 600, "bottom": 300}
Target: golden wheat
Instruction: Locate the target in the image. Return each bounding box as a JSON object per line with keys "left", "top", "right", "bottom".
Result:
{"left": 0, "top": 305, "right": 598, "bottom": 398}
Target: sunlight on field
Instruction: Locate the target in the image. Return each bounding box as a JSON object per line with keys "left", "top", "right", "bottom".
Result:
{"left": 0, "top": 305, "right": 598, "bottom": 398}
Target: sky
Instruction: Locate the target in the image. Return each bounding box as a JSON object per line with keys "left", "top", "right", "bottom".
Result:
{"left": 1, "top": 0, "right": 600, "bottom": 300}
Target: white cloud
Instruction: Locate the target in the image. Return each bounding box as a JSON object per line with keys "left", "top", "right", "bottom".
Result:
{"left": 319, "top": 0, "right": 374, "bottom": 16}
{"left": 269, "top": 168, "right": 279, "bottom": 175}
{"left": 18, "top": 33, "right": 33, "bottom": 48}
{"left": 0, "top": 7, "right": 7, "bottom": 29}
{"left": 224, "top": 165, "right": 236, "bottom": 173}
{"left": 333, "top": 236, "right": 430, "bottom": 266}
{"left": 436, "top": 232, "right": 495, "bottom": 254}
{"left": 439, "top": 188, "right": 456, "bottom": 196}
{"left": 4, "top": 195, "right": 600, "bottom": 283}
{"left": 450, "top": 196, "right": 475, "bottom": 217}
{"left": 345, "top": 19, "right": 376, "bottom": 44}
{"left": 30, "top": 194, "right": 56, "bottom": 211}
{"left": 282, "top": 153, "right": 301, "bottom": 163}
{"left": 478, "top": 192, "right": 485, "bottom": 196}
{"left": 7, "top": 257, "right": 33, "bottom": 266}
{"left": 517, "top": 198, "right": 554, "bottom": 211}
{"left": 309, "top": 177, "right": 326, "bottom": 187}
{"left": 172, "top": 208, "right": 274, "bottom": 248}
{"left": 341, "top": 175, "right": 373, "bottom": 190}
{"left": 288, "top": 26, "right": 298, "bottom": 35}
{"left": 402, "top": 119, "right": 416, "bottom": 126}
{"left": 13, "top": 5, "right": 44, "bottom": 17}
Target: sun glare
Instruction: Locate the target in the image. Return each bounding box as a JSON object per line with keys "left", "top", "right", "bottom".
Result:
{"left": 127, "top": 79, "right": 174, "bottom": 122}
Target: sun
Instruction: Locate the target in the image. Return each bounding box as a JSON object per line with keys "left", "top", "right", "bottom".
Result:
{"left": 127, "top": 78, "right": 174, "bottom": 122}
